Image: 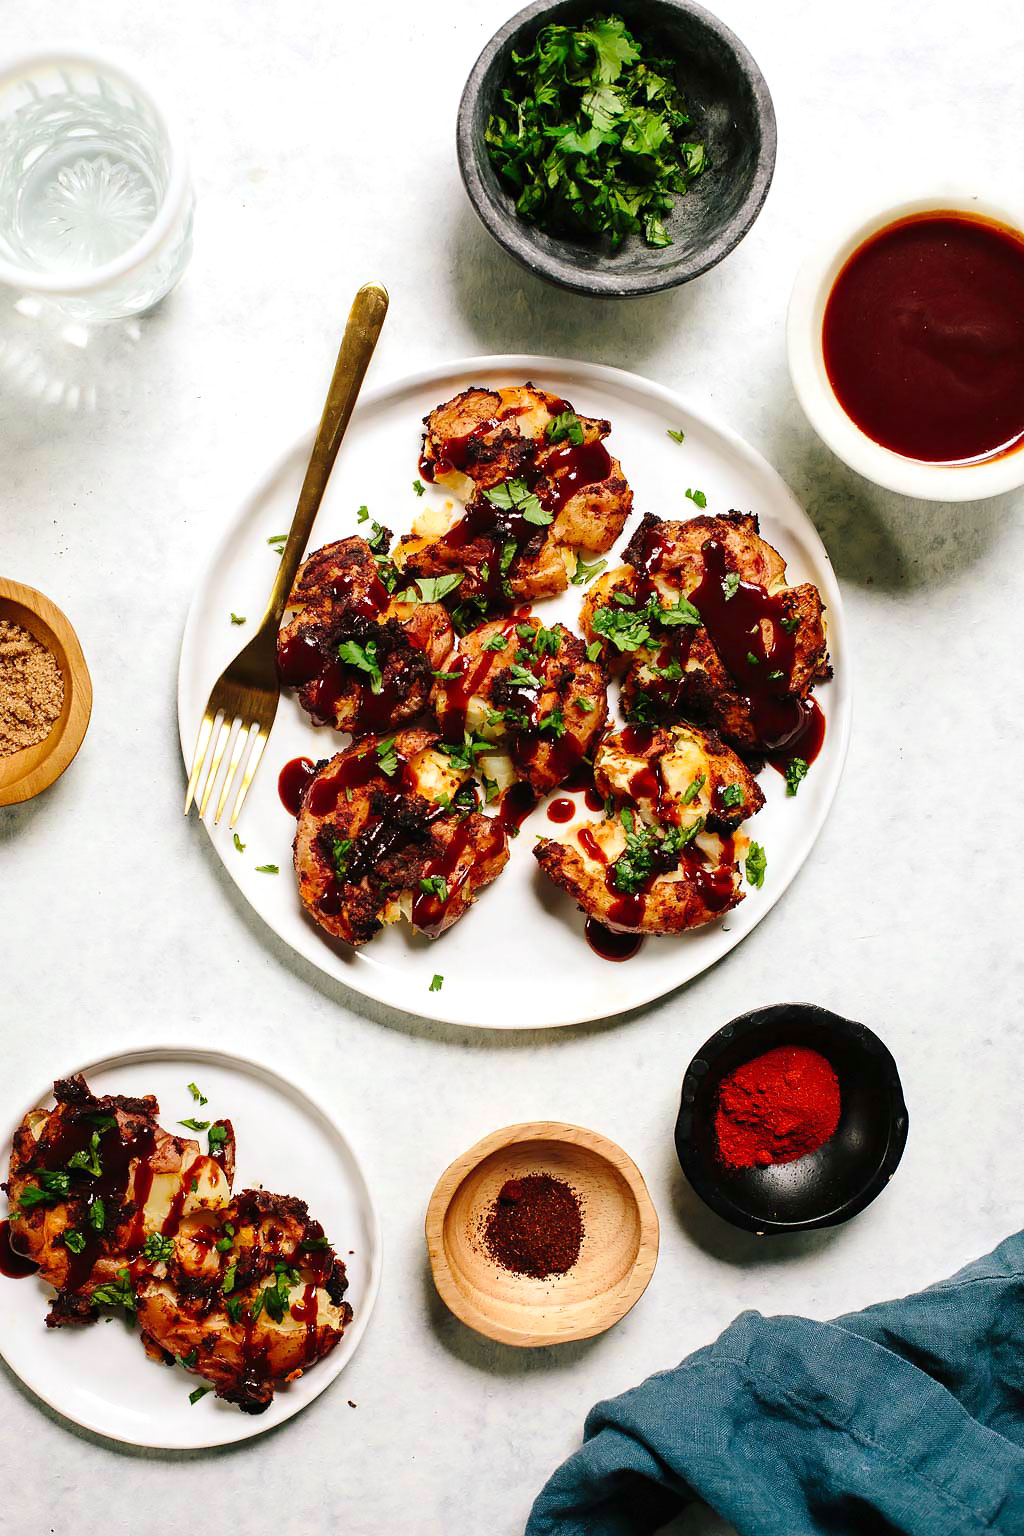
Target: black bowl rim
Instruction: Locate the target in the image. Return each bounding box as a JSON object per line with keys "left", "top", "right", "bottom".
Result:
{"left": 456, "top": 0, "right": 778, "bottom": 298}
{"left": 674, "top": 1002, "right": 910, "bottom": 1235}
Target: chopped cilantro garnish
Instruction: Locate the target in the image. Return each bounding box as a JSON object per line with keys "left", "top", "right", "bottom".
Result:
{"left": 396, "top": 573, "right": 464, "bottom": 604}
{"left": 745, "top": 842, "right": 767, "bottom": 888}
{"left": 433, "top": 670, "right": 462, "bottom": 682}
{"left": 255, "top": 864, "right": 279, "bottom": 874}
{"left": 507, "top": 663, "right": 542, "bottom": 689}
{"left": 611, "top": 815, "right": 695, "bottom": 895}
{"left": 189, "top": 1385, "right": 211, "bottom": 1405}
{"left": 586, "top": 640, "right": 602, "bottom": 663}
{"left": 440, "top": 732, "right": 491, "bottom": 773}
{"left": 262, "top": 1261, "right": 301, "bottom": 1323}
{"left": 685, "top": 488, "right": 707, "bottom": 509}
{"left": 574, "top": 697, "right": 595, "bottom": 712}
{"left": 188, "top": 1082, "right": 208, "bottom": 1106}
{"left": 785, "top": 757, "right": 810, "bottom": 797}
{"left": 208, "top": 1125, "right": 228, "bottom": 1154}
{"left": 179, "top": 1348, "right": 198, "bottom": 1368}
{"left": 412, "top": 479, "right": 425, "bottom": 496}
{"left": 482, "top": 477, "right": 551, "bottom": 527}
{"left": 780, "top": 616, "right": 799, "bottom": 634}
{"left": 224, "top": 1296, "right": 243, "bottom": 1324}
{"left": 546, "top": 410, "right": 585, "bottom": 445}
{"left": 538, "top": 706, "right": 566, "bottom": 737}
{"left": 484, "top": 14, "right": 707, "bottom": 249}
{"left": 357, "top": 505, "right": 369, "bottom": 523}
{"left": 266, "top": 533, "right": 286, "bottom": 551}
{"left": 62, "top": 1229, "right": 86, "bottom": 1254}
{"left": 723, "top": 572, "right": 740, "bottom": 601}
{"left": 376, "top": 737, "right": 400, "bottom": 777}
{"left": 88, "top": 1197, "right": 105, "bottom": 1231}
{"left": 221, "top": 1260, "right": 237, "bottom": 1295}
{"left": 332, "top": 838, "right": 352, "bottom": 882}
{"left": 429, "top": 974, "right": 443, "bottom": 993}
{"left": 67, "top": 1130, "right": 104, "bottom": 1179}
{"left": 91, "top": 1268, "right": 135, "bottom": 1312}
{"left": 338, "top": 637, "right": 383, "bottom": 693}
{"left": 419, "top": 875, "right": 449, "bottom": 902}
{"left": 721, "top": 783, "right": 744, "bottom": 808}
{"left": 230, "top": 613, "right": 246, "bottom": 625}
{"left": 143, "top": 1233, "right": 175, "bottom": 1263}
{"left": 179, "top": 1118, "right": 210, "bottom": 1132}
{"left": 482, "top": 633, "right": 508, "bottom": 652}
{"left": 682, "top": 772, "right": 706, "bottom": 805}
{"left": 666, "top": 428, "right": 685, "bottom": 444}
{"left": 571, "top": 554, "right": 607, "bottom": 586}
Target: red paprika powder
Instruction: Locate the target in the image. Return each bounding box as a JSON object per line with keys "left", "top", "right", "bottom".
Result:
{"left": 714, "top": 1045, "right": 841, "bottom": 1169}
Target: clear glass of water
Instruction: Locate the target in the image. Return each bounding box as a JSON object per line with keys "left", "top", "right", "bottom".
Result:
{"left": 0, "top": 50, "right": 193, "bottom": 321}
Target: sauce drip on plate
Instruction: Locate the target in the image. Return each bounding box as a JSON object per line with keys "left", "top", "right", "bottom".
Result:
{"left": 823, "top": 212, "right": 1024, "bottom": 463}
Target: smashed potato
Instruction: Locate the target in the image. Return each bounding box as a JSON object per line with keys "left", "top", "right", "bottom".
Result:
{"left": 3, "top": 1076, "right": 353, "bottom": 1414}
{"left": 581, "top": 511, "right": 830, "bottom": 755}
{"left": 534, "top": 723, "right": 758, "bottom": 934}
{"left": 293, "top": 728, "right": 509, "bottom": 945}
{"left": 396, "top": 384, "right": 633, "bottom": 611}
{"left": 277, "top": 536, "right": 454, "bottom": 733}
{"left": 431, "top": 614, "right": 607, "bottom": 795}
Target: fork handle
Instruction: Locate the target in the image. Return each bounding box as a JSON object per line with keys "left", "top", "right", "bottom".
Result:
{"left": 262, "top": 281, "right": 389, "bottom": 629}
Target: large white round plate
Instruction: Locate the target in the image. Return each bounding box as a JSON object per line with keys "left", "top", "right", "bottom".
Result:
{"left": 179, "top": 356, "right": 850, "bottom": 1029}
{"left": 0, "top": 1047, "right": 381, "bottom": 1448}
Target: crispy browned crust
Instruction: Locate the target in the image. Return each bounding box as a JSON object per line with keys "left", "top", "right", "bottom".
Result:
{"left": 292, "top": 732, "right": 509, "bottom": 946}
{"left": 277, "top": 537, "right": 455, "bottom": 733}
{"left": 404, "top": 384, "right": 633, "bottom": 607}
{"left": 533, "top": 835, "right": 742, "bottom": 934}
{"left": 588, "top": 512, "right": 830, "bottom": 752}
{"left": 431, "top": 617, "right": 608, "bottom": 794}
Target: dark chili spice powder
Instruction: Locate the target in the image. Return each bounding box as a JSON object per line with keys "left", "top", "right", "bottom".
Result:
{"left": 715, "top": 1045, "right": 841, "bottom": 1169}
{"left": 483, "top": 1173, "right": 583, "bottom": 1278}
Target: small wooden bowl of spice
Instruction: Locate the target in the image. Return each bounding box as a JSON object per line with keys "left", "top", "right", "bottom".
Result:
{"left": 675, "top": 1003, "right": 909, "bottom": 1235}
{"left": 0, "top": 579, "right": 92, "bottom": 807}
{"left": 425, "top": 1121, "right": 659, "bottom": 1347}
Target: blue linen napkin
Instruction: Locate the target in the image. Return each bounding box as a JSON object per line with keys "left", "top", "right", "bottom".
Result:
{"left": 526, "top": 1232, "right": 1024, "bottom": 1536}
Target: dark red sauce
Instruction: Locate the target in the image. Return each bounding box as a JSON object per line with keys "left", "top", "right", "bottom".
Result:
{"left": 577, "top": 826, "right": 607, "bottom": 865}
{"left": 277, "top": 630, "right": 325, "bottom": 687}
{"left": 495, "top": 781, "right": 537, "bottom": 837}
{"left": 767, "top": 696, "right": 826, "bottom": 776}
{"left": 438, "top": 615, "right": 521, "bottom": 740}
{"left": 546, "top": 797, "right": 576, "bottom": 824}
{"left": 0, "top": 1219, "right": 37, "bottom": 1278}
{"left": 410, "top": 817, "right": 477, "bottom": 937}
{"left": 688, "top": 539, "right": 812, "bottom": 753}
{"left": 307, "top": 743, "right": 412, "bottom": 817}
{"left": 584, "top": 919, "right": 643, "bottom": 962}
{"left": 34, "top": 1114, "right": 157, "bottom": 1290}
{"left": 823, "top": 212, "right": 1024, "bottom": 463}
{"left": 279, "top": 756, "right": 317, "bottom": 816}
{"left": 537, "top": 438, "right": 612, "bottom": 513}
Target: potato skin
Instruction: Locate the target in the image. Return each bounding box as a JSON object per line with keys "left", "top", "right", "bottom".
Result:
{"left": 582, "top": 512, "right": 830, "bottom": 753}
{"left": 399, "top": 384, "right": 633, "bottom": 607}
{"left": 277, "top": 536, "right": 455, "bottom": 733}
{"left": 293, "top": 730, "right": 509, "bottom": 946}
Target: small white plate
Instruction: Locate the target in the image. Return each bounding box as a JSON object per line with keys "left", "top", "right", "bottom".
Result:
{"left": 178, "top": 355, "right": 851, "bottom": 1028}
{"left": 0, "top": 1047, "right": 381, "bottom": 1448}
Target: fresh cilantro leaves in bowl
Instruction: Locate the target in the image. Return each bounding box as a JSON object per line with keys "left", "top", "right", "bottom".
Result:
{"left": 458, "top": 0, "right": 776, "bottom": 297}
{"left": 485, "top": 14, "right": 707, "bottom": 251}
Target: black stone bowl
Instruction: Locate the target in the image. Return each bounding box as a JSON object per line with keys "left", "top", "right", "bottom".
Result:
{"left": 457, "top": 0, "right": 777, "bottom": 297}
{"left": 675, "top": 1004, "right": 909, "bottom": 1235}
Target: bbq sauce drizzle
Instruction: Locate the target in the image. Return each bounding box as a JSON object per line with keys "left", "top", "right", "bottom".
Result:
{"left": 8, "top": 1100, "right": 336, "bottom": 1396}
{"left": 422, "top": 398, "right": 612, "bottom": 606}
{"left": 629, "top": 530, "right": 825, "bottom": 761}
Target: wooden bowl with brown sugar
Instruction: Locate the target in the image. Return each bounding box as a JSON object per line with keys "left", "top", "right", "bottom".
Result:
{"left": 425, "top": 1121, "right": 659, "bottom": 1347}
{"left": 0, "top": 578, "right": 92, "bottom": 807}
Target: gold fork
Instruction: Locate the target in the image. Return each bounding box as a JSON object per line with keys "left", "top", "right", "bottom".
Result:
{"left": 184, "top": 281, "right": 389, "bottom": 827}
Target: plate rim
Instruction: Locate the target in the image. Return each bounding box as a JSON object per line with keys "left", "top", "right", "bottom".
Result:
{"left": 0, "top": 1041, "right": 383, "bottom": 1450}
{"left": 177, "top": 352, "right": 852, "bottom": 1029}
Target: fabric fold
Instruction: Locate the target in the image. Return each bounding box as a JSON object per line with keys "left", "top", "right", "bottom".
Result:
{"left": 526, "top": 1232, "right": 1024, "bottom": 1536}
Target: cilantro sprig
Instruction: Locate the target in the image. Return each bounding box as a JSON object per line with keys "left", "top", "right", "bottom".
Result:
{"left": 485, "top": 14, "right": 707, "bottom": 250}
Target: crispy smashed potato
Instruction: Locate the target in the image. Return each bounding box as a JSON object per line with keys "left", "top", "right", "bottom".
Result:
{"left": 396, "top": 384, "right": 633, "bottom": 609}
{"left": 293, "top": 728, "right": 509, "bottom": 945}
{"left": 3, "top": 1076, "right": 353, "bottom": 1413}
{"left": 277, "top": 536, "right": 454, "bottom": 733}
{"left": 136, "top": 1188, "right": 351, "bottom": 1415}
{"left": 431, "top": 614, "right": 607, "bottom": 795}
{"left": 534, "top": 723, "right": 757, "bottom": 934}
{"left": 580, "top": 511, "right": 830, "bottom": 754}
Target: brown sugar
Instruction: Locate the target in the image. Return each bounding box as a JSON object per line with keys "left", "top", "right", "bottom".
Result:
{"left": 0, "top": 620, "right": 64, "bottom": 756}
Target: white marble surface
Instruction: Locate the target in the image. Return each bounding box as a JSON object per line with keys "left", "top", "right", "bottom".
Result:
{"left": 2, "top": 2, "right": 1023, "bottom": 1532}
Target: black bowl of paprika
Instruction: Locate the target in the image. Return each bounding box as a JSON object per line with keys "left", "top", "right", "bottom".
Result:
{"left": 674, "top": 1003, "right": 909, "bottom": 1235}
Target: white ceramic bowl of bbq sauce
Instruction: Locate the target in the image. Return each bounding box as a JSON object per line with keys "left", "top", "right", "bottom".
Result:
{"left": 787, "top": 193, "right": 1024, "bottom": 501}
